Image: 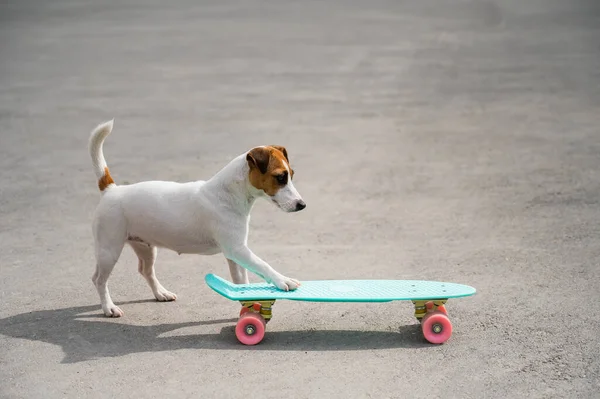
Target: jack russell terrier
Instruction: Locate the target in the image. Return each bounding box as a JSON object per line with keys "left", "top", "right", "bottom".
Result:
{"left": 88, "top": 120, "right": 305, "bottom": 317}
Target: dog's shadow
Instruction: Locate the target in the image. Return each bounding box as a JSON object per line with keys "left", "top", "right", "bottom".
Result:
{"left": 0, "top": 301, "right": 430, "bottom": 363}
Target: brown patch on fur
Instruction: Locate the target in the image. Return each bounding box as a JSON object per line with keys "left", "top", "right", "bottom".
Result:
{"left": 271, "top": 146, "right": 295, "bottom": 178}
{"left": 98, "top": 167, "right": 115, "bottom": 191}
{"left": 270, "top": 145, "right": 288, "bottom": 162}
{"left": 247, "top": 146, "right": 291, "bottom": 196}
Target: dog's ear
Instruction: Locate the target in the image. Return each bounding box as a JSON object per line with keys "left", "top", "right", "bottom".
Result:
{"left": 270, "top": 145, "right": 289, "bottom": 162}
{"left": 247, "top": 147, "right": 271, "bottom": 174}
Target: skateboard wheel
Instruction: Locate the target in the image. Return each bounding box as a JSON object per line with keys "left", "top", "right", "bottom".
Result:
{"left": 235, "top": 313, "right": 266, "bottom": 345}
{"left": 421, "top": 312, "right": 452, "bottom": 344}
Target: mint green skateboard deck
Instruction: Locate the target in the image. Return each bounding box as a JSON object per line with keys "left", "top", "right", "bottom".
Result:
{"left": 205, "top": 274, "right": 476, "bottom": 346}
{"left": 205, "top": 274, "right": 475, "bottom": 302}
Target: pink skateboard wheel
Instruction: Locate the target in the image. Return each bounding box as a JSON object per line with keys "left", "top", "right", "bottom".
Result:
{"left": 235, "top": 313, "right": 266, "bottom": 345}
{"left": 421, "top": 312, "right": 453, "bottom": 344}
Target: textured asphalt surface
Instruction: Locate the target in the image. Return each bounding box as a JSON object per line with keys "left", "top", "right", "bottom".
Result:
{"left": 1, "top": 0, "right": 600, "bottom": 398}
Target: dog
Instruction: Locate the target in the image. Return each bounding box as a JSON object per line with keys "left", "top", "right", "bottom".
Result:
{"left": 88, "top": 119, "right": 306, "bottom": 317}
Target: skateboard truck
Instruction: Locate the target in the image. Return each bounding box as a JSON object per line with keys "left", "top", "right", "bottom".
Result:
{"left": 412, "top": 299, "right": 448, "bottom": 321}
{"left": 239, "top": 300, "right": 276, "bottom": 322}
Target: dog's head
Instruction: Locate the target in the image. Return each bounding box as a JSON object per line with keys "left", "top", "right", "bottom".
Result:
{"left": 246, "top": 146, "right": 306, "bottom": 212}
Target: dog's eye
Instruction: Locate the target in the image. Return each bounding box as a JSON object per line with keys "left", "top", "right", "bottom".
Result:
{"left": 275, "top": 172, "right": 288, "bottom": 185}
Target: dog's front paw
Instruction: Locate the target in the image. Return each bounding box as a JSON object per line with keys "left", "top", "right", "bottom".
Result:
{"left": 272, "top": 275, "right": 301, "bottom": 291}
{"left": 154, "top": 287, "right": 177, "bottom": 302}
{"left": 103, "top": 304, "right": 124, "bottom": 318}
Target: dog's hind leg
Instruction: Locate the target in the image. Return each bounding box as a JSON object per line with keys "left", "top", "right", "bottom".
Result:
{"left": 227, "top": 258, "right": 249, "bottom": 284}
{"left": 129, "top": 241, "right": 177, "bottom": 302}
{"left": 92, "top": 203, "right": 128, "bottom": 317}
{"left": 92, "top": 235, "right": 126, "bottom": 317}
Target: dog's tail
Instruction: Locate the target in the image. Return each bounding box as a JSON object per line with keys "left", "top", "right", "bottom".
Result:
{"left": 89, "top": 119, "right": 116, "bottom": 192}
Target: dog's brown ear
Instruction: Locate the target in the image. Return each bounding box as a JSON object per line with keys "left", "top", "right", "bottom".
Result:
{"left": 247, "top": 147, "right": 271, "bottom": 174}
{"left": 270, "top": 145, "right": 289, "bottom": 162}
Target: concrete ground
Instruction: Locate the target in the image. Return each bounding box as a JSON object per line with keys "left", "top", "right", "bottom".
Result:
{"left": 1, "top": 0, "right": 600, "bottom": 397}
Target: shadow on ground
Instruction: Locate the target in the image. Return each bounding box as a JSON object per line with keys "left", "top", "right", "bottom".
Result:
{"left": 0, "top": 301, "right": 430, "bottom": 363}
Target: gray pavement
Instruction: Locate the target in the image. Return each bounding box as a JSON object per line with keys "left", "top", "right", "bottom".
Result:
{"left": 1, "top": 0, "right": 600, "bottom": 397}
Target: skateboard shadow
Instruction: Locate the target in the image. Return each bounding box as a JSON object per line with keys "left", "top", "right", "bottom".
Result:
{"left": 0, "top": 302, "right": 431, "bottom": 363}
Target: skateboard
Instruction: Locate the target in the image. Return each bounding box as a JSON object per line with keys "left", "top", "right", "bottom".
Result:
{"left": 205, "top": 274, "right": 476, "bottom": 345}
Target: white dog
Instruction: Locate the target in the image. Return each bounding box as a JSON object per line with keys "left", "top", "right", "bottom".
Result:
{"left": 88, "top": 120, "right": 306, "bottom": 317}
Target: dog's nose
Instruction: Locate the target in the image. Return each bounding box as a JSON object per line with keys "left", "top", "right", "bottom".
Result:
{"left": 295, "top": 200, "right": 306, "bottom": 211}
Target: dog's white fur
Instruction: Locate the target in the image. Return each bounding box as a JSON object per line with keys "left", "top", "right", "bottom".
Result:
{"left": 89, "top": 119, "right": 305, "bottom": 317}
